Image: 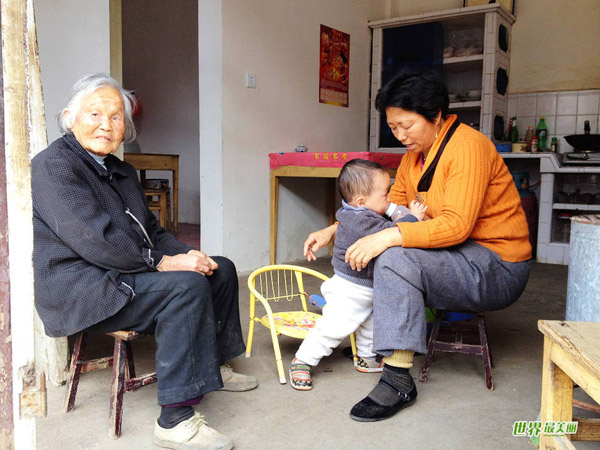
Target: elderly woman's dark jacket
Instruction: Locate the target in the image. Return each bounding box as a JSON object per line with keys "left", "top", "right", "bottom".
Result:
{"left": 32, "top": 135, "right": 192, "bottom": 337}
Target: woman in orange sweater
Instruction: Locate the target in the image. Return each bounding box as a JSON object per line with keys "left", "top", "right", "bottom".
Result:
{"left": 304, "top": 68, "right": 531, "bottom": 422}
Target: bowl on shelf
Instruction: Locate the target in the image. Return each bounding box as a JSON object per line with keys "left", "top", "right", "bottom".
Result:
{"left": 463, "top": 89, "right": 481, "bottom": 101}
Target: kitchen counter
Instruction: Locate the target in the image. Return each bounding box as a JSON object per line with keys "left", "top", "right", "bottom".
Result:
{"left": 502, "top": 152, "right": 600, "bottom": 265}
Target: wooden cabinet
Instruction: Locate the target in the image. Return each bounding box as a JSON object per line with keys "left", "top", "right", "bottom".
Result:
{"left": 369, "top": 4, "right": 515, "bottom": 150}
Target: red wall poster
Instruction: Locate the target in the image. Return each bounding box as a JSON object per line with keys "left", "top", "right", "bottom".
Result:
{"left": 319, "top": 25, "right": 350, "bottom": 107}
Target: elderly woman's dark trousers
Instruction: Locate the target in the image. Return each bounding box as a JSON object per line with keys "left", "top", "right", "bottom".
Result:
{"left": 85, "top": 256, "right": 245, "bottom": 405}
{"left": 372, "top": 241, "right": 531, "bottom": 356}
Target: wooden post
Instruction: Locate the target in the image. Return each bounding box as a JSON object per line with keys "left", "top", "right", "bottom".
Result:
{"left": 0, "top": 6, "right": 15, "bottom": 447}
{"left": 1, "top": 0, "right": 55, "bottom": 446}
{"left": 24, "top": 0, "right": 70, "bottom": 388}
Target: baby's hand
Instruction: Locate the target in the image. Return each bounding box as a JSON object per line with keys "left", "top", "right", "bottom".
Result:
{"left": 409, "top": 199, "right": 428, "bottom": 221}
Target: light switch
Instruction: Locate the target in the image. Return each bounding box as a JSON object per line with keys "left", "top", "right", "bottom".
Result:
{"left": 246, "top": 72, "right": 257, "bottom": 89}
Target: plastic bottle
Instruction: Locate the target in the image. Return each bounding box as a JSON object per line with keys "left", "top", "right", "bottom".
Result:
{"left": 536, "top": 117, "right": 548, "bottom": 150}
{"left": 531, "top": 136, "right": 538, "bottom": 153}
{"left": 385, "top": 203, "right": 410, "bottom": 221}
{"left": 509, "top": 118, "right": 519, "bottom": 143}
{"left": 550, "top": 137, "right": 558, "bottom": 152}
{"left": 524, "top": 126, "right": 534, "bottom": 151}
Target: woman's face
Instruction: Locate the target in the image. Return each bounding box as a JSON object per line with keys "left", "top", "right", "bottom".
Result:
{"left": 66, "top": 86, "right": 126, "bottom": 156}
{"left": 385, "top": 107, "right": 440, "bottom": 156}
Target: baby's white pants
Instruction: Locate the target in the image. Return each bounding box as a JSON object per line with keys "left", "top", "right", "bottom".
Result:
{"left": 295, "top": 274, "right": 375, "bottom": 366}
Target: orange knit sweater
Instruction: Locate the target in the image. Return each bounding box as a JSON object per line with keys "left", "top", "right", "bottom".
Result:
{"left": 390, "top": 115, "right": 532, "bottom": 263}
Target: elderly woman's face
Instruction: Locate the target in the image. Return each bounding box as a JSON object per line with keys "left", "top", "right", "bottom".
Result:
{"left": 386, "top": 107, "right": 440, "bottom": 156}
{"left": 67, "top": 86, "right": 125, "bottom": 156}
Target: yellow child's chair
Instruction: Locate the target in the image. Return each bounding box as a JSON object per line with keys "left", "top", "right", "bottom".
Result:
{"left": 245, "top": 265, "right": 357, "bottom": 384}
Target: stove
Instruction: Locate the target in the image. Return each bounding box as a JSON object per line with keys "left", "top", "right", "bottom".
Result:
{"left": 561, "top": 151, "right": 600, "bottom": 165}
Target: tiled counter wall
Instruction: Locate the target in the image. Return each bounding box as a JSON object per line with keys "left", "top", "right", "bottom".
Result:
{"left": 508, "top": 90, "right": 600, "bottom": 152}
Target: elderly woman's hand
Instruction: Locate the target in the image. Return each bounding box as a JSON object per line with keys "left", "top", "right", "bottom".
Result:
{"left": 303, "top": 223, "right": 338, "bottom": 261}
{"left": 345, "top": 227, "right": 403, "bottom": 271}
{"left": 157, "top": 250, "right": 218, "bottom": 275}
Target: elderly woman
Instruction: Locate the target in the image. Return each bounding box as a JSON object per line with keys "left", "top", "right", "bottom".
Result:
{"left": 32, "top": 74, "right": 255, "bottom": 449}
{"left": 304, "top": 68, "right": 531, "bottom": 422}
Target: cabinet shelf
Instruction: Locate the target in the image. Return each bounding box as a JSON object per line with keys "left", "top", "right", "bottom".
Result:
{"left": 552, "top": 203, "right": 600, "bottom": 211}
{"left": 443, "top": 54, "right": 484, "bottom": 72}
{"left": 449, "top": 100, "right": 482, "bottom": 110}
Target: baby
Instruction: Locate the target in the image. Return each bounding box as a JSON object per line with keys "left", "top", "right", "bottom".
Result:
{"left": 290, "top": 158, "right": 427, "bottom": 390}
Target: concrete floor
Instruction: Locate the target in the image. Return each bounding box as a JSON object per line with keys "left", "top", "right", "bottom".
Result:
{"left": 36, "top": 259, "right": 598, "bottom": 449}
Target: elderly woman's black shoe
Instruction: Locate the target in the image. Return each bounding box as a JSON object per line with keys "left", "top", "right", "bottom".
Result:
{"left": 349, "top": 380, "right": 417, "bottom": 422}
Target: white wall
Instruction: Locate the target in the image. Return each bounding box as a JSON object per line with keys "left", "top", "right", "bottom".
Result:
{"left": 199, "top": 0, "right": 224, "bottom": 254}
{"left": 218, "top": 0, "right": 386, "bottom": 270}
{"left": 509, "top": 0, "right": 600, "bottom": 93}
{"left": 34, "top": 0, "right": 111, "bottom": 143}
{"left": 122, "top": 0, "right": 200, "bottom": 224}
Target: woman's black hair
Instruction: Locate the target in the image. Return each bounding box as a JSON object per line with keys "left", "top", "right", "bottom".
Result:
{"left": 338, "top": 159, "right": 387, "bottom": 203}
{"left": 375, "top": 67, "right": 449, "bottom": 122}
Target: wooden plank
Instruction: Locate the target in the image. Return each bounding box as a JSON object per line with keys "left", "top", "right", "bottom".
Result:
{"left": 125, "top": 373, "right": 157, "bottom": 392}
{"left": 0, "top": 3, "right": 15, "bottom": 445}
{"left": 540, "top": 339, "right": 574, "bottom": 450}
{"left": 538, "top": 320, "right": 600, "bottom": 448}
{"left": 571, "top": 418, "right": 600, "bottom": 441}
{"left": 538, "top": 320, "right": 600, "bottom": 381}
{"left": 549, "top": 342, "right": 600, "bottom": 404}
{"left": 2, "top": 0, "right": 39, "bottom": 445}
{"left": 25, "top": 0, "right": 70, "bottom": 388}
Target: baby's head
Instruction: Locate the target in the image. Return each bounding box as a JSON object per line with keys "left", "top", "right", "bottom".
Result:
{"left": 338, "top": 159, "right": 391, "bottom": 215}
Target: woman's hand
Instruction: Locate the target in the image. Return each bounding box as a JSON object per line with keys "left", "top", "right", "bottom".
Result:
{"left": 157, "top": 250, "right": 218, "bottom": 275}
{"left": 303, "top": 223, "right": 338, "bottom": 261}
{"left": 345, "top": 227, "right": 402, "bottom": 271}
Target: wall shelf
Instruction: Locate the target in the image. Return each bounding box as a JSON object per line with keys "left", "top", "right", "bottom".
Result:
{"left": 552, "top": 203, "right": 600, "bottom": 211}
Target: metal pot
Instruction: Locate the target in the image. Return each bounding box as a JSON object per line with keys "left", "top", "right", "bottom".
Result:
{"left": 564, "top": 134, "right": 600, "bottom": 151}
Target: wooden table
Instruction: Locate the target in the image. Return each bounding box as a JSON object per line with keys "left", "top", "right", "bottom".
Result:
{"left": 269, "top": 152, "right": 402, "bottom": 264}
{"left": 538, "top": 320, "right": 600, "bottom": 449}
{"left": 124, "top": 153, "right": 179, "bottom": 234}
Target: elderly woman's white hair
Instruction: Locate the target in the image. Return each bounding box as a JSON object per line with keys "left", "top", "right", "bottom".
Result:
{"left": 57, "top": 73, "right": 137, "bottom": 143}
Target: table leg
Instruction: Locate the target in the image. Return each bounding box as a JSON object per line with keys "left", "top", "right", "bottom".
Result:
{"left": 270, "top": 172, "right": 279, "bottom": 265}
{"left": 540, "top": 337, "right": 574, "bottom": 449}
{"left": 159, "top": 192, "right": 168, "bottom": 230}
{"left": 172, "top": 168, "right": 178, "bottom": 235}
{"left": 327, "top": 178, "right": 336, "bottom": 256}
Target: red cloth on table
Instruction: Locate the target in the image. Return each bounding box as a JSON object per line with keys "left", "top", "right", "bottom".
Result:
{"left": 269, "top": 152, "right": 403, "bottom": 170}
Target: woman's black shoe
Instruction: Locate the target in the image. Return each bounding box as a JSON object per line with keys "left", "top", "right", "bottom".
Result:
{"left": 349, "top": 382, "right": 417, "bottom": 422}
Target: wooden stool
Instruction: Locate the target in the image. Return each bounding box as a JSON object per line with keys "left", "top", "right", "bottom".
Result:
{"left": 63, "top": 331, "right": 157, "bottom": 439}
{"left": 419, "top": 311, "right": 493, "bottom": 390}
{"left": 146, "top": 188, "right": 171, "bottom": 231}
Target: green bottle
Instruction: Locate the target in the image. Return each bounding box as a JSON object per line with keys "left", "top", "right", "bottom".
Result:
{"left": 509, "top": 117, "right": 519, "bottom": 143}
{"left": 536, "top": 117, "right": 548, "bottom": 150}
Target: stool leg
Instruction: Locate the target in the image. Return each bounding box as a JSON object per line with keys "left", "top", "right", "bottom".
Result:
{"left": 62, "top": 332, "right": 87, "bottom": 413}
{"left": 419, "top": 311, "right": 444, "bottom": 383}
{"left": 109, "top": 338, "right": 127, "bottom": 439}
{"left": 125, "top": 341, "right": 136, "bottom": 380}
{"left": 477, "top": 314, "right": 494, "bottom": 391}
